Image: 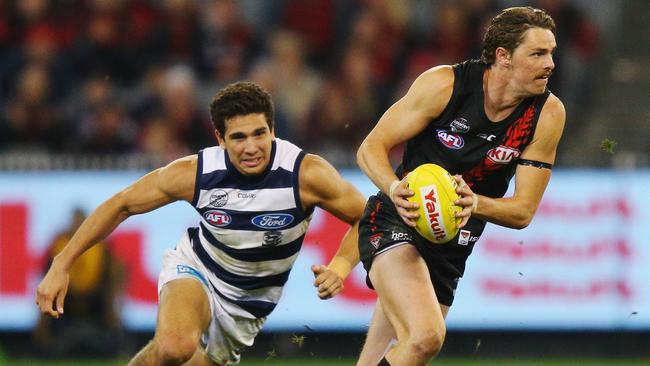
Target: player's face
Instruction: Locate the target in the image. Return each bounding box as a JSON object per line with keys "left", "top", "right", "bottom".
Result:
{"left": 217, "top": 113, "right": 275, "bottom": 176}
{"left": 509, "top": 27, "right": 556, "bottom": 96}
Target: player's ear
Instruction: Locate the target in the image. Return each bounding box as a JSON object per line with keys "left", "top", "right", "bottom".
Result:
{"left": 495, "top": 47, "right": 511, "bottom": 68}
{"left": 215, "top": 130, "right": 225, "bottom": 147}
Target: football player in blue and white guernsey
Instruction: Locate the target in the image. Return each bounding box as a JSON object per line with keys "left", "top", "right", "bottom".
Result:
{"left": 36, "top": 81, "right": 366, "bottom": 366}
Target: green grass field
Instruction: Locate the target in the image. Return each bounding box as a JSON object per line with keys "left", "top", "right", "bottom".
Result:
{"left": 5, "top": 358, "right": 650, "bottom": 366}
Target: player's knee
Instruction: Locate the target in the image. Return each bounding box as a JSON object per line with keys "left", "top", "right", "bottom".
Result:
{"left": 153, "top": 331, "right": 199, "bottom": 363}
{"left": 407, "top": 324, "right": 446, "bottom": 360}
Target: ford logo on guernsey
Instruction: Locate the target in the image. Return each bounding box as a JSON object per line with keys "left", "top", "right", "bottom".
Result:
{"left": 436, "top": 129, "right": 464, "bottom": 149}
{"left": 203, "top": 209, "right": 231, "bottom": 227}
{"left": 251, "top": 214, "right": 294, "bottom": 229}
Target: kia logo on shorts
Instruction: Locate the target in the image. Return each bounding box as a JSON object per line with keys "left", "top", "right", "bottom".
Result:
{"left": 203, "top": 209, "right": 231, "bottom": 227}
{"left": 251, "top": 214, "right": 294, "bottom": 229}
{"left": 437, "top": 129, "right": 464, "bottom": 149}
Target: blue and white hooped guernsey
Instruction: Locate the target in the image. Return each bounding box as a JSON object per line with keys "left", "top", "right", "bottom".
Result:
{"left": 189, "top": 138, "right": 311, "bottom": 320}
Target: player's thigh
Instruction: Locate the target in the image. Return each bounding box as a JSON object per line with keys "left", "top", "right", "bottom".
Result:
{"left": 441, "top": 304, "right": 450, "bottom": 318}
{"left": 155, "top": 278, "right": 211, "bottom": 338}
{"left": 369, "top": 244, "right": 445, "bottom": 340}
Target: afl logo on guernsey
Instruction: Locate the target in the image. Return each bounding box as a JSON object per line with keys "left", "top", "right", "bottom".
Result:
{"left": 437, "top": 129, "right": 464, "bottom": 149}
{"left": 252, "top": 214, "right": 294, "bottom": 229}
{"left": 203, "top": 210, "right": 231, "bottom": 227}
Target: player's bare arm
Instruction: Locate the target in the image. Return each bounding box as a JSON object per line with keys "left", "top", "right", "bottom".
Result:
{"left": 300, "top": 154, "right": 366, "bottom": 299}
{"left": 357, "top": 66, "right": 456, "bottom": 226}
{"left": 36, "top": 155, "right": 198, "bottom": 318}
{"left": 465, "top": 94, "right": 566, "bottom": 228}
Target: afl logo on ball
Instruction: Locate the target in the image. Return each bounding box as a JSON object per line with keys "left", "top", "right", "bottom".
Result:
{"left": 437, "top": 129, "right": 464, "bottom": 149}
{"left": 203, "top": 209, "right": 231, "bottom": 227}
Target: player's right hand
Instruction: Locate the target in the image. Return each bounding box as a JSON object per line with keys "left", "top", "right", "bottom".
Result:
{"left": 35, "top": 263, "right": 69, "bottom": 319}
{"left": 311, "top": 264, "right": 343, "bottom": 300}
{"left": 389, "top": 178, "right": 419, "bottom": 227}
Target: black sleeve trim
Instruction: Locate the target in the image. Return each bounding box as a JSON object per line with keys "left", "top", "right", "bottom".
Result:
{"left": 518, "top": 159, "right": 553, "bottom": 169}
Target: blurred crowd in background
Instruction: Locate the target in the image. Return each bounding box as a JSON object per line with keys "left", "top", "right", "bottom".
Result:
{"left": 0, "top": 0, "right": 610, "bottom": 168}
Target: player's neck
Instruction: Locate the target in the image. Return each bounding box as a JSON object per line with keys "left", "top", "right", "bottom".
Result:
{"left": 483, "top": 67, "right": 524, "bottom": 121}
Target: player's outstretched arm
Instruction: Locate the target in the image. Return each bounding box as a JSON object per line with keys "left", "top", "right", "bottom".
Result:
{"left": 468, "top": 95, "right": 566, "bottom": 229}
{"left": 357, "top": 66, "right": 454, "bottom": 226}
{"left": 35, "top": 155, "right": 197, "bottom": 318}
{"left": 300, "top": 154, "right": 366, "bottom": 299}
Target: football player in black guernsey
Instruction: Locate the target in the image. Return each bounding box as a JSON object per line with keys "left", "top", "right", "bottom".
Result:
{"left": 356, "top": 7, "right": 565, "bottom": 366}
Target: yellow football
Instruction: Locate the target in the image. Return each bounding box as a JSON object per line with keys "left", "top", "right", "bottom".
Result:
{"left": 405, "top": 164, "right": 462, "bottom": 244}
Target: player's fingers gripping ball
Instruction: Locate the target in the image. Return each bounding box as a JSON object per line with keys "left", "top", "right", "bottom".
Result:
{"left": 405, "top": 164, "right": 462, "bottom": 244}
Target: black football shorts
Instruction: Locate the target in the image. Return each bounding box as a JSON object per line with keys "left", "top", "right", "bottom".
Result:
{"left": 358, "top": 191, "right": 486, "bottom": 306}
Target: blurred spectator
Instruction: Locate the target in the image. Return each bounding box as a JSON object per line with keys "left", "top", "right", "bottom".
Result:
{"left": 426, "top": 1, "right": 473, "bottom": 64}
{"left": 306, "top": 46, "right": 379, "bottom": 165}
{"left": 149, "top": 0, "right": 204, "bottom": 75}
{"left": 78, "top": 100, "right": 137, "bottom": 154}
{"left": 0, "top": 62, "right": 68, "bottom": 151}
{"left": 60, "top": 73, "right": 118, "bottom": 152}
{"left": 347, "top": 3, "right": 408, "bottom": 88}
{"left": 0, "top": 1, "right": 15, "bottom": 50}
{"left": 160, "top": 64, "right": 213, "bottom": 152}
{"left": 69, "top": 1, "right": 132, "bottom": 83}
{"left": 129, "top": 64, "right": 213, "bottom": 153}
{"left": 262, "top": 29, "right": 322, "bottom": 145}
{"left": 281, "top": 0, "right": 339, "bottom": 66}
{"left": 246, "top": 60, "right": 291, "bottom": 140}
{"left": 32, "top": 208, "right": 124, "bottom": 358}
{"left": 200, "top": 0, "right": 253, "bottom": 82}
{"left": 0, "top": 0, "right": 72, "bottom": 103}
{"left": 138, "top": 112, "right": 190, "bottom": 164}
{"left": 127, "top": 64, "right": 168, "bottom": 123}
{"left": 533, "top": 0, "right": 600, "bottom": 137}
{"left": 461, "top": 0, "right": 499, "bottom": 57}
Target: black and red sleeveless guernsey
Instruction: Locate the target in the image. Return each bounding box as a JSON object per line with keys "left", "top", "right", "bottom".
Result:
{"left": 358, "top": 59, "right": 550, "bottom": 306}
{"left": 396, "top": 59, "right": 550, "bottom": 197}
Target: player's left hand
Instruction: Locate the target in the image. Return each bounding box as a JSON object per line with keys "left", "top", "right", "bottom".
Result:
{"left": 310, "top": 264, "right": 344, "bottom": 300}
{"left": 453, "top": 175, "right": 476, "bottom": 228}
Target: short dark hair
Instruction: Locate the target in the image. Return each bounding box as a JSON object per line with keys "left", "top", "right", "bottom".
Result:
{"left": 209, "top": 81, "right": 274, "bottom": 137}
{"left": 481, "top": 7, "right": 556, "bottom": 66}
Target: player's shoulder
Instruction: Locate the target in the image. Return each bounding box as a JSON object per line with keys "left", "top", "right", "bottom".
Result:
{"left": 540, "top": 92, "right": 566, "bottom": 126}
{"left": 165, "top": 154, "right": 198, "bottom": 172}
{"left": 405, "top": 65, "right": 455, "bottom": 115}
{"left": 157, "top": 154, "right": 199, "bottom": 200}
{"left": 300, "top": 154, "right": 335, "bottom": 181}
{"left": 413, "top": 65, "right": 455, "bottom": 90}
{"left": 543, "top": 92, "right": 565, "bottom": 112}
{"left": 299, "top": 154, "right": 342, "bottom": 200}
{"left": 532, "top": 92, "right": 566, "bottom": 143}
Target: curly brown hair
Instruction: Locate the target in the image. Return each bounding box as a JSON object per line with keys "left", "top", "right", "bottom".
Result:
{"left": 209, "top": 81, "right": 275, "bottom": 137}
{"left": 481, "top": 7, "right": 556, "bottom": 66}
